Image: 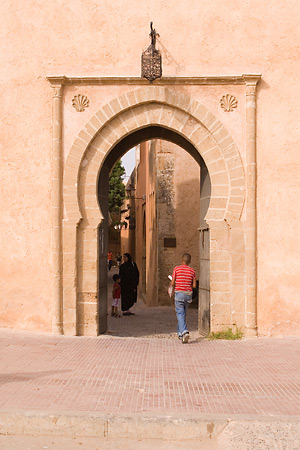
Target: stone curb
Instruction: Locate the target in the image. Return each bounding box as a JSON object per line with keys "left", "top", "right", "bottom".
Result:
{"left": 0, "top": 410, "right": 300, "bottom": 441}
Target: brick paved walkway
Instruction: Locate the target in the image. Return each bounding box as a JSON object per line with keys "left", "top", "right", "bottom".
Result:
{"left": 0, "top": 328, "right": 299, "bottom": 417}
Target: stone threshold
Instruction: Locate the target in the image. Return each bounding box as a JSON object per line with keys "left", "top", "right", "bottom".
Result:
{"left": 0, "top": 409, "right": 299, "bottom": 441}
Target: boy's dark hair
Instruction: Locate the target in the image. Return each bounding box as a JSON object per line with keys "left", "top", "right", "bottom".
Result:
{"left": 182, "top": 253, "right": 191, "bottom": 264}
{"left": 113, "top": 274, "right": 120, "bottom": 282}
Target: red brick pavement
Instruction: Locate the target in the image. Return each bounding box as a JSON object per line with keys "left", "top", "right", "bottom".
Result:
{"left": 0, "top": 329, "right": 299, "bottom": 417}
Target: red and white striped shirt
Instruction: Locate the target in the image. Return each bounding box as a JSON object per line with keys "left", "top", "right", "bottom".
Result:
{"left": 172, "top": 265, "right": 196, "bottom": 292}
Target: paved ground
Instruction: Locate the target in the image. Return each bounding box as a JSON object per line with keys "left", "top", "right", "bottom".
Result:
{"left": 0, "top": 435, "right": 229, "bottom": 450}
{"left": 106, "top": 292, "right": 198, "bottom": 340}
{"left": 0, "top": 326, "right": 299, "bottom": 416}
{"left": 0, "top": 270, "right": 299, "bottom": 448}
{"left": 1, "top": 424, "right": 300, "bottom": 450}
{"left": 106, "top": 266, "right": 199, "bottom": 339}
{"left": 0, "top": 435, "right": 217, "bottom": 450}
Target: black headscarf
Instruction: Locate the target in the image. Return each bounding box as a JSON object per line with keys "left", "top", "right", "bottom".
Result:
{"left": 124, "top": 252, "right": 132, "bottom": 263}
{"left": 119, "top": 253, "right": 139, "bottom": 287}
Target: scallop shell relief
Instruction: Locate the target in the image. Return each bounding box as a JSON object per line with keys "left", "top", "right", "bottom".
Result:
{"left": 220, "top": 94, "right": 238, "bottom": 112}
{"left": 72, "top": 94, "right": 89, "bottom": 112}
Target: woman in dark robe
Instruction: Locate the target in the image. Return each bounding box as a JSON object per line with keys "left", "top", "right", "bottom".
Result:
{"left": 119, "top": 253, "right": 139, "bottom": 316}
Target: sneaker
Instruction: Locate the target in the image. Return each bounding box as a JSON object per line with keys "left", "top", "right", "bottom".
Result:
{"left": 182, "top": 332, "right": 189, "bottom": 344}
{"left": 178, "top": 335, "right": 182, "bottom": 340}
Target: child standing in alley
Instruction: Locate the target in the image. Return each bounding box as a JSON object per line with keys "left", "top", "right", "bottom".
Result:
{"left": 111, "top": 274, "right": 121, "bottom": 317}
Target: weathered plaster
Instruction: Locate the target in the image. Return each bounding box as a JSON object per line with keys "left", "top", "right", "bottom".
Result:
{"left": 1, "top": 0, "right": 300, "bottom": 335}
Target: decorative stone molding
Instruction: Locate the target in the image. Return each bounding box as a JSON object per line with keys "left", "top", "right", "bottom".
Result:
{"left": 51, "top": 85, "right": 63, "bottom": 98}
{"left": 220, "top": 94, "right": 238, "bottom": 112}
{"left": 244, "top": 76, "right": 260, "bottom": 335}
{"left": 64, "top": 87, "right": 246, "bottom": 226}
{"left": 72, "top": 94, "right": 89, "bottom": 112}
{"left": 47, "top": 75, "right": 261, "bottom": 86}
{"left": 60, "top": 86, "right": 248, "bottom": 336}
{"left": 49, "top": 83, "right": 64, "bottom": 335}
{"left": 245, "top": 84, "right": 256, "bottom": 96}
{"left": 46, "top": 75, "right": 262, "bottom": 337}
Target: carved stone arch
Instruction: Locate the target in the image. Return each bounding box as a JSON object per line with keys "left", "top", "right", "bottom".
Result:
{"left": 64, "top": 86, "right": 245, "bottom": 226}
{"left": 62, "top": 86, "right": 246, "bottom": 336}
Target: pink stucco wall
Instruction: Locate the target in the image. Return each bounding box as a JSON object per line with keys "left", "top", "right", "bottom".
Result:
{"left": 1, "top": 1, "right": 300, "bottom": 334}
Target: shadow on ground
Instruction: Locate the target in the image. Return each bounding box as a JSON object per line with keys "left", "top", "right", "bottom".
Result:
{"left": 0, "top": 370, "right": 71, "bottom": 385}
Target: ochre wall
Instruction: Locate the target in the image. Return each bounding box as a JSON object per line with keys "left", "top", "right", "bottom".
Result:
{"left": 156, "top": 140, "right": 200, "bottom": 305}
{"left": 135, "top": 143, "right": 153, "bottom": 302}
{"left": 134, "top": 141, "right": 158, "bottom": 307}
{"left": 1, "top": 1, "right": 300, "bottom": 335}
{"left": 134, "top": 140, "right": 200, "bottom": 307}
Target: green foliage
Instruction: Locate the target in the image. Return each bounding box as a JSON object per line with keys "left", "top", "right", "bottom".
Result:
{"left": 108, "top": 160, "right": 126, "bottom": 213}
{"left": 207, "top": 327, "right": 244, "bottom": 340}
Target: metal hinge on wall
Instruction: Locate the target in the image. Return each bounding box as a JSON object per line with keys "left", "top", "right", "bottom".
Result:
{"left": 198, "top": 227, "right": 209, "bottom": 247}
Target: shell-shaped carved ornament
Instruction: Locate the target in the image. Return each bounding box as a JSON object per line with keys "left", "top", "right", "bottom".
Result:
{"left": 72, "top": 94, "right": 90, "bottom": 112}
{"left": 220, "top": 94, "right": 238, "bottom": 112}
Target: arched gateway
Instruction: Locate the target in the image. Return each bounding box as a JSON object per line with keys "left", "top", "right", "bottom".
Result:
{"left": 58, "top": 85, "right": 250, "bottom": 337}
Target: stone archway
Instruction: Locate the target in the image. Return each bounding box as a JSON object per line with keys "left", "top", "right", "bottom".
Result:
{"left": 62, "top": 86, "right": 247, "bottom": 336}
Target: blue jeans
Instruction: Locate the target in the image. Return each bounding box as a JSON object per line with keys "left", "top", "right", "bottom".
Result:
{"left": 175, "top": 292, "right": 192, "bottom": 336}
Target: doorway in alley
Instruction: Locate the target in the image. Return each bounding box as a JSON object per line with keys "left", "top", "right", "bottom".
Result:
{"left": 98, "top": 128, "right": 211, "bottom": 335}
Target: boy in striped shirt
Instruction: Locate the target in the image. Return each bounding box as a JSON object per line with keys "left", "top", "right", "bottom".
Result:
{"left": 170, "top": 253, "right": 196, "bottom": 343}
